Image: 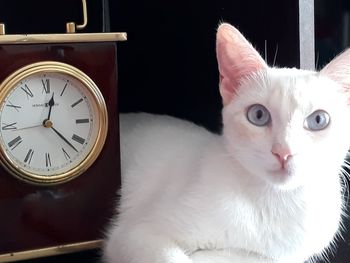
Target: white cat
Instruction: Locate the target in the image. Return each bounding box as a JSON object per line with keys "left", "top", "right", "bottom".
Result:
{"left": 103, "top": 23, "right": 350, "bottom": 263}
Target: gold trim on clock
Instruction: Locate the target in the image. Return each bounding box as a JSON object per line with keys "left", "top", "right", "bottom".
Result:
{"left": 0, "top": 32, "right": 127, "bottom": 44}
{"left": 0, "top": 239, "right": 103, "bottom": 262}
{"left": 0, "top": 61, "right": 108, "bottom": 185}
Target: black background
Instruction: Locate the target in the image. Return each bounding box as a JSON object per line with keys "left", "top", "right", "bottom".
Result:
{"left": 0, "top": 0, "right": 300, "bottom": 133}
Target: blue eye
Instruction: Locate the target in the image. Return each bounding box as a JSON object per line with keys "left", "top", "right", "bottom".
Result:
{"left": 247, "top": 104, "right": 271, "bottom": 126}
{"left": 304, "top": 110, "right": 330, "bottom": 131}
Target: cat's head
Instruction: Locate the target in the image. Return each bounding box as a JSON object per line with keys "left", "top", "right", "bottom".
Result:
{"left": 217, "top": 23, "right": 350, "bottom": 190}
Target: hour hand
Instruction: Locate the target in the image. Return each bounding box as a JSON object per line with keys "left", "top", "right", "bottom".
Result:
{"left": 47, "top": 93, "right": 55, "bottom": 120}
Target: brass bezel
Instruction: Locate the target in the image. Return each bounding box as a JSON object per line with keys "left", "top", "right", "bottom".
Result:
{"left": 0, "top": 61, "right": 108, "bottom": 185}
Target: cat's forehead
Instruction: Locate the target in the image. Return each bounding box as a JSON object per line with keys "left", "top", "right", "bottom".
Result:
{"left": 238, "top": 67, "right": 343, "bottom": 113}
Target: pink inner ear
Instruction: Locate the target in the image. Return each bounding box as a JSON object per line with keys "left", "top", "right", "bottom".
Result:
{"left": 216, "top": 23, "right": 267, "bottom": 105}
{"left": 320, "top": 49, "right": 350, "bottom": 96}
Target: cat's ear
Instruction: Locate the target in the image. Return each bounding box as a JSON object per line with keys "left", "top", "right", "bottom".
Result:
{"left": 320, "top": 49, "right": 350, "bottom": 92}
{"left": 216, "top": 23, "right": 267, "bottom": 106}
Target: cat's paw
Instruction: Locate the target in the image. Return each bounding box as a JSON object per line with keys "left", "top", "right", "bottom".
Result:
{"left": 103, "top": 224, "right": 193, "bottom": 263}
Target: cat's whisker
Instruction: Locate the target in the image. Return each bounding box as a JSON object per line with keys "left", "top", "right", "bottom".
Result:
{"left": 315, "top": 52, "right": 319, "bottom": 70}
{"left": 272, "top": 44, "right": 278, "bottom": 67}
{"left": 341, "top": 166, "right": 350, "bottom": 175}
{"left": 340, "top": 170, "right": 350, "bottom": 199}
{"left": 339, "top": 168, "right": 350, "bottom": 222}
{"left": 340, "top": 173, "right": 349, "bottom": 189}
{"left": 341, "top": 164, "right": 350, "bottom": 171}
{"left": 342, "top": 162, "right": 350, "bottom": 168}
{"left": 343, "top": 158, "right": 350, "bottom": 165}
{"left": 342, "top": 160, "right": 349, "bottom": 165}
{"left": 264, "top": 39, "right": 268, "bottom": 64}
{"left": 342, "top": 170, "right": 350, "bottom": 180}
{"left": 340, "top": 167, "right": 350, "bottom": 182}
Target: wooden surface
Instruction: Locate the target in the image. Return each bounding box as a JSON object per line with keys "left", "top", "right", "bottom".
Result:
{"left": 0, "top": 42, "right": 120, "bottom": 257}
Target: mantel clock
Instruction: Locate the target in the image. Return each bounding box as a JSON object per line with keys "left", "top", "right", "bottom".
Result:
{"left": 0, "top": 1, "right": 126, "bottom": 261}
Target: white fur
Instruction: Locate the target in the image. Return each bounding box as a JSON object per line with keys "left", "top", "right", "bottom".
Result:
{"left": 103, "top": 67, "right": 350, "bottom": 263}
{"left": 103, "top": 23, "right": 350, "bottom": 262}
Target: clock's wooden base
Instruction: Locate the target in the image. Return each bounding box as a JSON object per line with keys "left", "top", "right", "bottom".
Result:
{"left": 0, "top": 42, "right": 121, "bottom": 259}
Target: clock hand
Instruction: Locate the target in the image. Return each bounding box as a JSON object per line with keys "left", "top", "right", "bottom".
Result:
{"left": 47, "top": 93, "right": 55, "bottom": 120}
{"left": 50, "top": 126, "right": 78, "bottom": 153}
{"left": 13, "top": 123, "right": 43, "bottom": 131}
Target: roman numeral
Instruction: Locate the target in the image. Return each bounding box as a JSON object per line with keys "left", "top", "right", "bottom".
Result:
{"left": 62, "top": 148, "right": 71, "bottom": 160}
{"left": 60, "top": 82, "right": 68, "bottom": 96}
{"left": 8, "top": 136, "right": 22, "bottom": 150}
{"left": 2, "top": 122, "right": 17, "bottom": 130}
{"left": 72, "top": 134, "right": 85, "bottom": 145}
{"left": 41, "top": 79, "right": 50, "bottom": 94}
{"left": 76, "top": 118, "right": 90, "bottom": 124}
{"left": 21, "top": 84, "right": 34, "bottom": 99}
{"left": 45, "top": 153, "right": 52, "bottom": 167}
{"left": 6, "top": 101, "right": 21, "bottom": 112}
{"left": 71, "top": 98, "right": 83, "bottom": 108}
{"left": 24, "top": 149, "right": 34, "bottom": 164}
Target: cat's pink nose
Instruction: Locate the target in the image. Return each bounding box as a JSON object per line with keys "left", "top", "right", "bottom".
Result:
{"left": 271, "top": 144, "right": 293, "bottom": 168}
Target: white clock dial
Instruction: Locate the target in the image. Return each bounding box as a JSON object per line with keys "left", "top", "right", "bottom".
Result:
{"left": 0, "top": 62, "right": 108, "bottom": 184}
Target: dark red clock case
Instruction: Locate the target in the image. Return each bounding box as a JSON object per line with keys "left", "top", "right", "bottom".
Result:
{"left": 0, "top": 42, "right": 121, "bottom": 258}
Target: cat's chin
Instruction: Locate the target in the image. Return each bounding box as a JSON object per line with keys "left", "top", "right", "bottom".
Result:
{"left": 271, "top": 167, "right": 294, "bottom": 178}
{"left": 265, "top": 168, "right": 303, "bottom": 190}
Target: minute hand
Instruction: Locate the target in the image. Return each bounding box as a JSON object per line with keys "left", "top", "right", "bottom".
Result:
{"left": 51, "top": 127, "right": 78, "bottom": 152}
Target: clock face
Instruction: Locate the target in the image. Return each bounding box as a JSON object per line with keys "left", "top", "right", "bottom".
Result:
{"left": 0, "top": 62, "right": 108, "bottom": 184}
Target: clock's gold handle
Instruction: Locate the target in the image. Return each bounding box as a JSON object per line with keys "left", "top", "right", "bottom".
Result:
{"left": 0, "top": 0, "right": 88, "bottom": 35}
{"left": 66, "top": 0, "right": 88, "bottom": 33}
